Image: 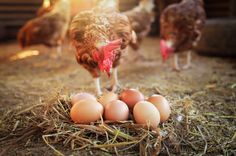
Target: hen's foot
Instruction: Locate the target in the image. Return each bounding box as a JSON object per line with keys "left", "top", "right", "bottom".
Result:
{"left": 173, "top": 54, "right": 180, "bottom": 72}
{"left": 182, "top": 63, "right": 192, "bottom": 70}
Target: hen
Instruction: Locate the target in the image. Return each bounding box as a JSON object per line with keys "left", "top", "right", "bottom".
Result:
{"left": 160, "top": 0, "right": 206, "bottom": 70}
{"left": 124, "top": 0, "right": 155, "bottom": 60}
{"left": 17, "top": 0, "right": 71, "bottom": 56}
{"left": 70, "top": 0, "right": 134, "bottom": 95}
{"left": 37, "top": 0, "right": 52, "bottom": 17}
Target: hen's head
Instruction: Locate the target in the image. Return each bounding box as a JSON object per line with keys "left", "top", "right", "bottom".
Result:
{"left": 92, "top": 39, "right": 122, "bottom": 76}
{"left": 160, "top": 40, "right": 174, "bottom": 61}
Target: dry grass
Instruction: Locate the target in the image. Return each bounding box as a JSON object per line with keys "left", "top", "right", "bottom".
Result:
{"left": 0, "top": 38, "right": 235, "bottom": 155}
{"left": 0, "top": 89, "right": 235, "bottom": 156}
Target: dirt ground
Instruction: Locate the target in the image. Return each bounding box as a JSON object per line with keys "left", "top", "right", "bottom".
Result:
{"left": 0, "top": 37, "right": 235, "bottom": 155}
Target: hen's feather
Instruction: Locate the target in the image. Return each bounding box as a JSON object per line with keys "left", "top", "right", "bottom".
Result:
{"left": 160, "top": 0, "right": 206, "bottom": 52}
{"left": 70, "top": 1, "right": 133, "bottom": 77}
{"left": 124, "top": 0, "right": 155, "bottom": 50}
{"left": 17, "top": 0, "right": 70, "bottom": 48}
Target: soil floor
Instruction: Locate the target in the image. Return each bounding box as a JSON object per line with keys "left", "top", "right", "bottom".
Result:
{"left": 0, "top": 37, "right": 235, "bottom": 155}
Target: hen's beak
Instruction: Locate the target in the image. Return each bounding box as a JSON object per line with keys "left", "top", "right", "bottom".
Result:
{"left": 93, "top": 39, "right": 122, "bottom": 77}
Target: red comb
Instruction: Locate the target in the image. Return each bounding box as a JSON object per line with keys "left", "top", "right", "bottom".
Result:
{"left": 160, "top": 40, "right": 173, "bottom": 61}
{"left": 93, "top": 39, "right": 122, "bottom": 76}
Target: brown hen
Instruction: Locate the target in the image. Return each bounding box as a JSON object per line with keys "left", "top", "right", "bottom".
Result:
{"left": 70, "top": 0, "right": 134, "bottom": 95}
{"left": 17, "top": 0, "right": 71, "bottom": 56}
{"left": 160, "top": 0, "right": 206, "bottom": 71}
{"left": 124, "top": 0, "right": 155, "bottom": 60}
{"left": 36, "top": 0, "right": 53, "bottom": 17}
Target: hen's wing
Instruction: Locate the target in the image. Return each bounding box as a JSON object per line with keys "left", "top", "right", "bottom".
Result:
{"left": 125, "top": 8, "right": 153, "bottom": 38}
{"left": 109, "top": 13, "right": 133, "bottom": 49}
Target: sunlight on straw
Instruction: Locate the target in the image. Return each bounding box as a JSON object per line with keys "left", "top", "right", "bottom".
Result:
{"left": 10, "top": 50, "right": 40, "bottom": 61}
{"left": 43, "top": 0, "right": 50, "bottom": 8}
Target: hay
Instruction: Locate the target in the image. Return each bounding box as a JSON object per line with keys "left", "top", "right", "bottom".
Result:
{"left": 0, "top": 91, "right": 235, "bottom": 155}
{"left": 0, "top": 93, "right": 161, "bottom": 155}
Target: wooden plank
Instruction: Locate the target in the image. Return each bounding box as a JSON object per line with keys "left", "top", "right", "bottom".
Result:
{"left": 0, "top": 20, "right": 28, "bottom": 26}
{"left": 230, "top": 0, "right": 236, "bottom": 17}
{"left": 0, "top": 0, "right": 41, "bottom": 4}
{"left": 205, "top": 0, "right": 230, "bottom": 3}
{"left": 0, "top": 6, "right": 39, "bottom": 12}
{"left": 205, "top": 3, "right": 229, "bottom": 9}
{"left": 0, "top": 13, "right": 35, "bottom": 20}
{"left": 207, "top": 11, "right": 230, "bottom": 17}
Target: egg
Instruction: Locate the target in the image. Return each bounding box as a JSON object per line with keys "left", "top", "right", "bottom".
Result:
{"left": 98, "top": 92, "right": 118, "bottom": 107}
{"left": 104, "top": 100, "right": 129, "bottom": 121}
{"left": 120, "top": 89, "right": 144, "bottom": 109}
{"left": 133, "top": 101, "right": 160, "bottom": 128}
{"left": 70, "top": 99, "right": 103, "bottom": 124}
{"left": 148, "top": 94, "right": 171, "bottom": 122}
{"left": 71, "top": 93, "right": 96, "bottom": 105}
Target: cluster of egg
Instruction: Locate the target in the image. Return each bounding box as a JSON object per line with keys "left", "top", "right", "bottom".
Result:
{"left": 70, "top": 89, "right": 171, "bottom": 128}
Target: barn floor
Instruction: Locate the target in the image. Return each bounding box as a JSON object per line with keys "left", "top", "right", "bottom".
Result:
{"left": 0, "top": 37, "right": 235, "bottom": 155}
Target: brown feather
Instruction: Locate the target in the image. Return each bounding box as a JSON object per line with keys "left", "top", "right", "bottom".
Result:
{"left": 124, "top": 0, "right": 155, "bottom": 50}
{"left": 17, "top": 0, "right": 70, "bottom": 48}
{"left": 160, "top": 0, "right": 206, "bottom": 52}
{"left": 70, "top": 1, "right": 133, "bottom": 78}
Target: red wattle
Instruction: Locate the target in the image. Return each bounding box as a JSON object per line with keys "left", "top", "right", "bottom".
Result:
{"left": 160, "top": 40, "right": 173, "bottom": 61}
{"left": 93, "top": 39, "right": 122, "bottom": 76}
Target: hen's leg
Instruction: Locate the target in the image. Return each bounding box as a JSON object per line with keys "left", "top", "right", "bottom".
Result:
{"left": 173, "top": 53, "right": 180, "bottom": 71}
{"left": 57, "top": 46, "right": 62, "bottom": 57}
{"left": 94, "top": 78, "right": 102, "bottom": 96}
{"left": 111, "top": 67, "right": 119, "bottom": 92}
{"left": 183, "top": 51, "right": 192, "bottom": 69}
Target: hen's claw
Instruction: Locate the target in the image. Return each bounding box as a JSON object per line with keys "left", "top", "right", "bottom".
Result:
{"left": 183, "top": 51, "right": 192, "bottom": 70}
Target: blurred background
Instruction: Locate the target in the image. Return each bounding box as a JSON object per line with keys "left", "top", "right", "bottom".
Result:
{"left": 0, "top": 1, "right": 235, "bottom": 155}
{"left": 0, "top": 0, "right": 235, "bottom": 56}
{"left": 0, "top": 0, "right": 235, "bottom": 38}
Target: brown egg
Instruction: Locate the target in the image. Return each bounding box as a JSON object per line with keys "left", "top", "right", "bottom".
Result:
{"left": 104, "top": 100, "right": 129, "bottom": 121}
{"left": 70, "top": 99, "right": 103, "bottom": 124}
{"left": 148, "top": 94, "right": 171, "bottom": 122}
{"left": 133, "top": 101, "right": 160, "bottom": 128}
{"left": 98, "top": 92, "right": 118, "bottom": 107}
{"left": 120, "top": 89, "right": 144, "bottom": 109}
{"left": 71, "top": 93, "right": 96, "bottom": 105}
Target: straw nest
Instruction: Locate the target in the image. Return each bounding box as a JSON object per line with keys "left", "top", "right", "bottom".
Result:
{"left": 0, "top": 91, "right": 235, "bottom": 155}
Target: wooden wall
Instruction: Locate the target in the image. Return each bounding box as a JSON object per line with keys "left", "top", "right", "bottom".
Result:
{"left": 0, "top": 0, "right": 235, "bottom": 41}
{"left": 0, "top": 0, "right": 41, "bottom": 40}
